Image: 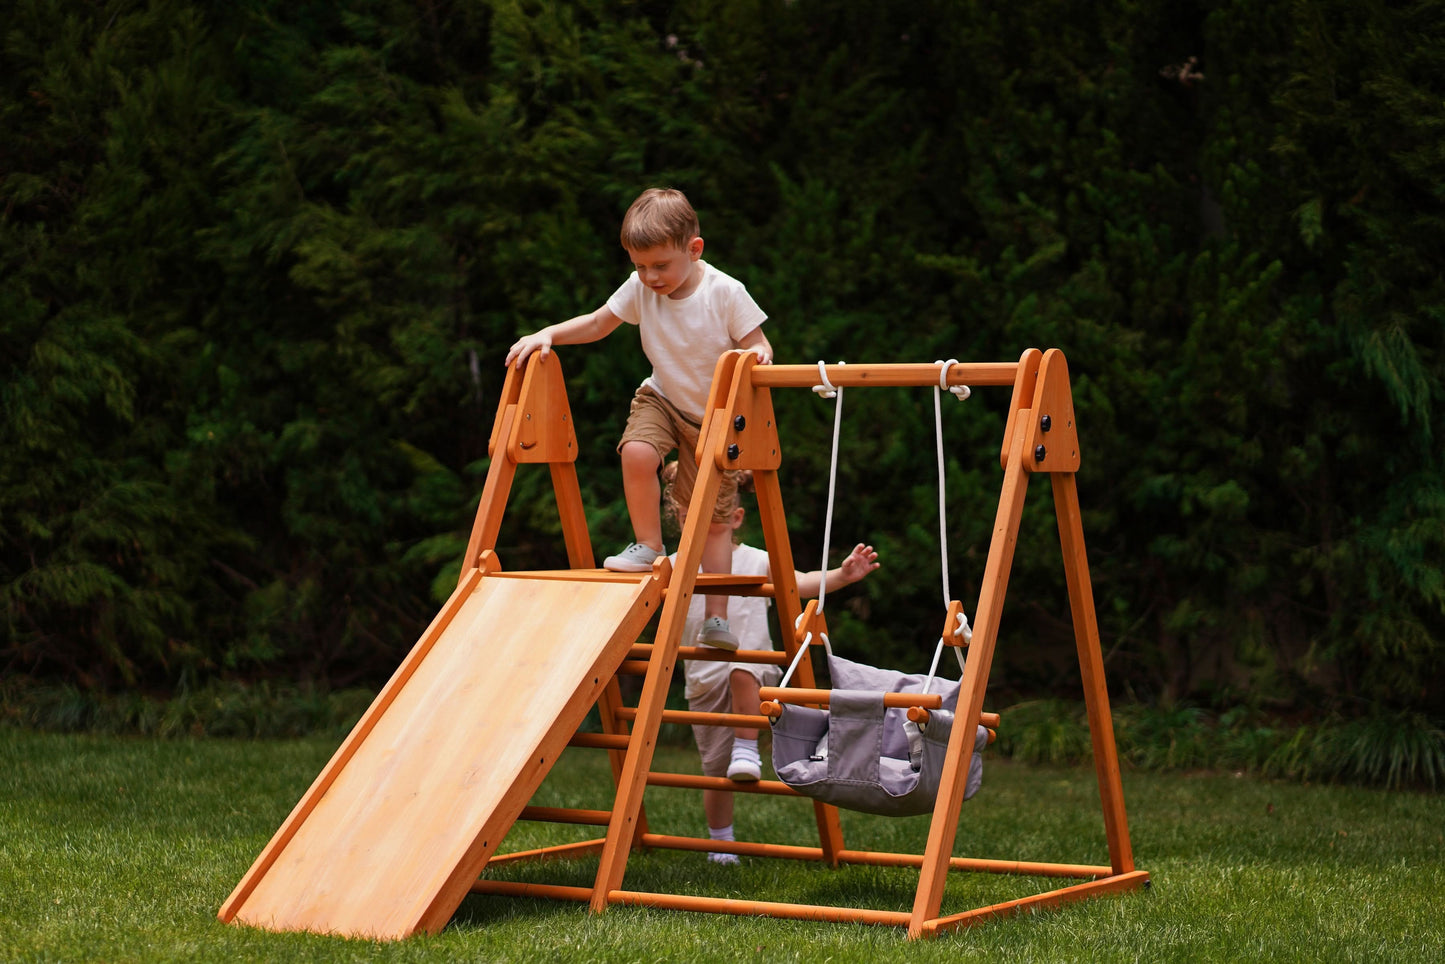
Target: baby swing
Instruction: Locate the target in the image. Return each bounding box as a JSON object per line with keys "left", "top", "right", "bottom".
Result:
{"left": 766, "top": 361, "right": 991, "bottom": 817}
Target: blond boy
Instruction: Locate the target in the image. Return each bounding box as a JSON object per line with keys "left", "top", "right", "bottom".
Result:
{"left": 505, "top": 188, "right": 772, "bottom": 647}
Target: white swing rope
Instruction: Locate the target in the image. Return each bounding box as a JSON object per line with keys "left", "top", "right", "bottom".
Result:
{"left": 920, "top": 360, "right": 974, "bottom": 697}
{"left": 778, "top": 361, "right": 846, "bottom": 688}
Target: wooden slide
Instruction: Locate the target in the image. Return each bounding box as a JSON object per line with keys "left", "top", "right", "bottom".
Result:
{"left": 218, "top": 563, "right": 661, "bottom": 939}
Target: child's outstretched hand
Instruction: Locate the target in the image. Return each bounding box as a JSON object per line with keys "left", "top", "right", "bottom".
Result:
{"left": 839, "top": 543, "right": 880, "bottom": 585}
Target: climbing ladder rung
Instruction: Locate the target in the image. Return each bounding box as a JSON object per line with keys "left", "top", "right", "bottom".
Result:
{"left": 612, "top": 707, "right": 770, "bottom": 729}
{"left": 518, "top": 806, "right": 611, "bottom": 826}
{"left": 568, "top": 732, "right": 630, "bottom": 750}
{"left": 646, "top": 772, "right": 802, "bottom": 796}
{"left": 629, "top": 643, "right": 790, "bottom": 665}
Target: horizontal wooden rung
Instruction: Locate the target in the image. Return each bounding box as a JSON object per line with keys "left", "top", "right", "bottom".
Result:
{"left": 759, "top": 687, "right": 944, "bottom": 711}
{"left": 629, "top": 644, "right": 790, "bottom": 665}
{"left": 646, "top": 772, "right": 802, "bottom": 796}
{"left": 614, "top": 707, "right": 770, "bottom": 729}
{"left": 471, "top": 879, "right": 593, "bottom": 901}
{"left": 568, "top": 732, "right": 630, "bottom": 750}
{"left": 608, "top": 888, "right": 911, "bottom": 927}
{"left": 518, "top": 805, "right": 611, "bottom": 826}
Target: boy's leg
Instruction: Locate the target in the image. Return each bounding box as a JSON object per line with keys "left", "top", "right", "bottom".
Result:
{"left": 607, "top": 387, "right": 674, "bottom": 571}
{"left": 701, "top": 521, "right": 733, "bottom": 622}
{"left": 619, "top": 441, "right": 663, "bottom": 551}
{"left": 725, "top": 669, "right": 762, "bottom": 781}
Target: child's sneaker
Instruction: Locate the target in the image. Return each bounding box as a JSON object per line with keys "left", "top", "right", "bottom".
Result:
{"left": 726, "top": 754, "right": 761, "bottom": 782}
{"left": 727, "top": 739, "right": 762, "bottom": 782}
{"left": 603, "top": 542, "right": 663, "bottom": 572}
{"left": 696, "top": 616, "right": 739, "bottom": 651}
{"left": 708, "top": 851, "right": 740, "bottom": 866}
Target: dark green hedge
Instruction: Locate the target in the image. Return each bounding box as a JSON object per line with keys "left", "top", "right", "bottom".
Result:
{"left": 3, "top": 0, "right": 1441, "bottom": 718}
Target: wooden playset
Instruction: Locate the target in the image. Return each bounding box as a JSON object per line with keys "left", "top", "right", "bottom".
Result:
{"left": 218, "top": 348, "right": 1148, "bottom": 940}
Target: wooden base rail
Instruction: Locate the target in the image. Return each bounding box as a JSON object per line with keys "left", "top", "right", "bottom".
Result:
{"left": 610, "top": 891, "right": 912, "bottom": 927}
{"left": 469, "top": 879, "right": 911, "bottom": 926}
{"left": 918, "top": 871, "right": 1152, "bottom": 938}
{"left": 486, "top": 839, "right": 605, "bottom": 867}
{"left": 488, "top": 828, "right": 1116, "bottom": 881}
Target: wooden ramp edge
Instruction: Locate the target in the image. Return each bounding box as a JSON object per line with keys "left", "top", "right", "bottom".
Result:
{"left": 218, "top": 569, "right": 660, "bottom": 939}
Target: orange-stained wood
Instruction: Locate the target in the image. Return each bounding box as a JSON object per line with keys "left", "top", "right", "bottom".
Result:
{"left": 759, "top": 687, "right": 945, "bottom": 711}
{"left": 920, "top": 871, "right": 1151, "bottom": 938}
{"left": 1025, "top": 349, "right": 1080, "bottom": 475}
{"left": 1054, "top": 469, "right": 1135, "bottom": 874}
{"left": 1000, "top": 348, "right": 1042, "bottom": 471}
{"left": 221, "top": 572, "right": 660, "bottom": 939}
{"left": 508, "top": 352, "right": 578, "bottom": 464}
{"left": 909, "top": 403, "right": 1035, "bottom": 938}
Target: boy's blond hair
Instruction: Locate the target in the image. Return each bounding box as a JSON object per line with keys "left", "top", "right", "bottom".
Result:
{"left": 620, "top": 188, "right": 700, "bottom": 252}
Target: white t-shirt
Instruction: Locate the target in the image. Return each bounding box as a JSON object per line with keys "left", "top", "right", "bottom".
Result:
{"left": 607, "top": 261, "right": 766, "bottom": 422}
{"left": 677, "top": 544, "right": 781, "bottom": 700}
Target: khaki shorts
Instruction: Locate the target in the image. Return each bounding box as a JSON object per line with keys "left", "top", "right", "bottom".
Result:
{"left": 619, "top": 386, "right": 738, "bottom": 524}
{"left": 689, "top": 675, "right": 741, "bottom": 778}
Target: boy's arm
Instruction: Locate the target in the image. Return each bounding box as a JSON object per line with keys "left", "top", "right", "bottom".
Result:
{"left": 794, "top": 543, "right": 879, "bottom": 599}
{"left": 736, "top": 326, "right": 773, "bottom": 365}
{"left": 504, "top": 305, "right": 624, "bottom": 368}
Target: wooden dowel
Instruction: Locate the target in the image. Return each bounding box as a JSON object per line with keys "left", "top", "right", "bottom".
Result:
{"left": 629, "top": 644, "right": 790, "bottom": 665}
{"left": 759, "top": 687, "right": 944, "bottom": 710}
{"left": 608, "top": 889, "right": 911, "bottom": 927}
{"left": 640, "top": 833, "right": 827, "bottom": 861}
{"left": 645, "top": 772, "right": 803, "bottom": 796}
{"left": 567, "top": 732, "right": 630, "bottom": 750}
{"left": 749, "top": 362, "right": 1018, "bottom": 390}
{"left": 484, "top": 839, "right": 605, "bottom": 867}
{"left": 471, "top": 879, "right": 594, "bottom": 901}
{"left": 903, "top": 707, "right": 1000, "bottom": 728}
{"left": 518, "top": 806, "right": 611, "bottom": 826}
{"left": 613, "top": 707, "right": 770, "bottom": 729}
{"left": 920, "top": 871, "right": 1151, "bottom": 938}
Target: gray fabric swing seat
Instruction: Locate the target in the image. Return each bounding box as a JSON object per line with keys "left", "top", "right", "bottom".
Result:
{"left": 770, "top": 653, "right": 986, "bottom": 817}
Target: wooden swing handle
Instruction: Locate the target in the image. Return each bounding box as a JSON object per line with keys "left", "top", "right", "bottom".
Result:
{"left": 906, "top": 707, "right": 1002, "bottom": 729}
{"left": 758, "top": 688, "right": 944, "bottom": 711}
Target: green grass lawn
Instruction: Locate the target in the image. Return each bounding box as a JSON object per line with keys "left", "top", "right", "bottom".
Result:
{"left": 2, "top": 726, "right": 1442, "bottom": 963}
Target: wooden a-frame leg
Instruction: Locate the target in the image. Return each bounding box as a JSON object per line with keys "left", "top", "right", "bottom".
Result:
{"left": 460, "top": 406, "right": 519, "bottom": 586}
{"left": 1052, "top": 472, "right": 1134, "bottom": 874}
{"left": 550, "top": 462, "right": 596, "bottom": 569}
{"left": 589, "top": 412, "right": 730, "bottom": 912}
{"left": 908, "top": 415, "right": 1034, "bottom": 938}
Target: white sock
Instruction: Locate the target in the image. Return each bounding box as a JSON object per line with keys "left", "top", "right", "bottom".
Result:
{"left": 708, "top": 824, "right": 738, "bottom": 865}
{"left": 731, "top": 737, "right": 760, "bottom": 764}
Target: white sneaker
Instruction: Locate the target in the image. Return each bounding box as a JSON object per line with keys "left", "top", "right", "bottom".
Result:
{"left": 727, "top": 753, "right": 761, "bottom": 782}
{"left": 603, "top": 542, "right": 663, "bottom": 572}
{"left": 697, "top": 616, "right": 739, "bottom": 651}
{"left": 708, "top": 851, "right": 740, "bottom": 866}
